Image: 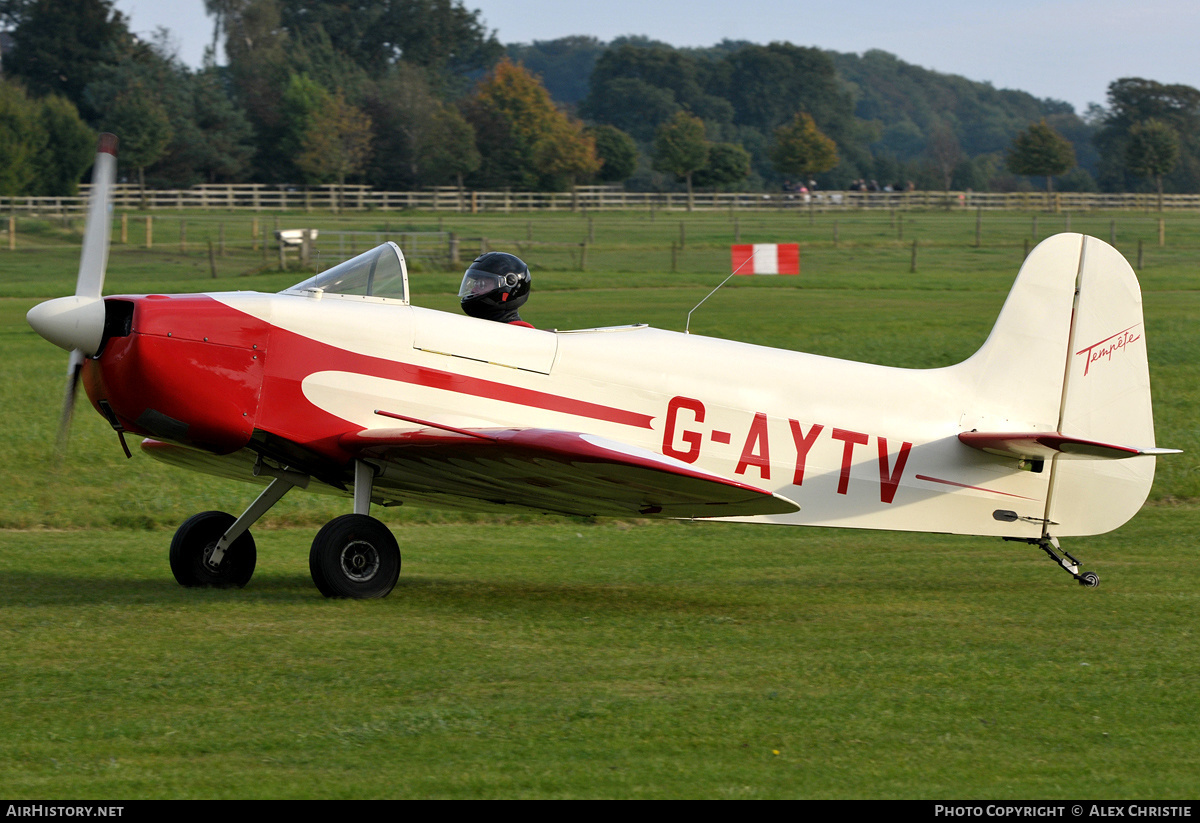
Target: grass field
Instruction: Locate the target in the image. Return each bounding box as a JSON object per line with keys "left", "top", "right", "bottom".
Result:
{"left": 1, "top": 209, "right": 1197, "bottom": 798}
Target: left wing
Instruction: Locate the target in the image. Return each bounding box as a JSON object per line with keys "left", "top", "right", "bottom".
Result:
{"left": 339, "top": 419, "right": 799, "bottom": 519}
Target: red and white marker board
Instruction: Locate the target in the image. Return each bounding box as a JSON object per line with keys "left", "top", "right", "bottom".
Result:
{"left": 731, "top": 243, "right": 800, "bottom": 275}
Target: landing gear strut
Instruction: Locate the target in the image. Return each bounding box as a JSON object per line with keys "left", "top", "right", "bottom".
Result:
{"left": 169, "top": 456, "right": 402, "bottom": 599}
{"left": 1006, "top": 534, "right": 1100, "bottom": 587}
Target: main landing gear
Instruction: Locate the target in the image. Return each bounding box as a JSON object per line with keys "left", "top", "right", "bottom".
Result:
{"left": 1005, "top": 534, "right": 1100, "bottom": 588}
{"left": 168, "top": 457, "right": 400, "bottom": 599}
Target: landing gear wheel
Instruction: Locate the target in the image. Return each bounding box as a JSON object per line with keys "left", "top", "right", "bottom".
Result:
{"left": 1078, "top": 571, "right": 1100, "bottom": 588}
{"left": 169, "top": 511, "right": 257, "bottom": 589}
{"left": 309, "top": 514, "right": 400, "bottom": 599}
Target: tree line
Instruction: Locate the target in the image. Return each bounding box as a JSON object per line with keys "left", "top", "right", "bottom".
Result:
{"left": 0, "top": 0, "right": 1195, "bottom": 199}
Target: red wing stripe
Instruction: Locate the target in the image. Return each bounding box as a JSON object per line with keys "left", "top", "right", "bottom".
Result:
{"left": 392, "top": 362, "right": 656, "bottom": 429}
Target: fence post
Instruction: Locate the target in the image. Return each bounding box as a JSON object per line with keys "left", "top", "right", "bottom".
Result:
{"left": 301, "top": 229, "right": 313, "bottom": 268}
{"left": 121, "top": 212, "right": 128, "bottom": 244}
{"left": 1159, "top": 217, "right": 1165, "bottom": 247}
{"left": 910, "top": 239, "right": 918, "bottom": 273}
{"left": 7, "top": 215, "right": 13, "bottom": 250}
{"left": 975, "top": 207, "right": 981, "bottom": 248}
{"left": 449, "top": 232, "right": 459, "bottom": 266}
{"left": 145, "top": 215, "right": 153, "bottom": 249}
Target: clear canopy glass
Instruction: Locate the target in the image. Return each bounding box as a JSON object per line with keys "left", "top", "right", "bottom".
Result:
{"left": 283, "top": 242, "right": 408, "bottom": 302}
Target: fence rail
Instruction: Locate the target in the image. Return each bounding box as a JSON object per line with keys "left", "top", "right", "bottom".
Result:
{"left": 3, "top": 185, "right": 1199, "bottom": 216}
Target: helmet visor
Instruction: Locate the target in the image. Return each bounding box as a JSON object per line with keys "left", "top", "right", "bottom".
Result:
{"left": 458, "top": 270, "right": 504, "bottom": 299}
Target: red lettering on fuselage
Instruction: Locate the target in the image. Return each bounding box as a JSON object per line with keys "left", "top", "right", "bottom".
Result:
{"left": 735, "top": 412, "right": 771, "bottom": 479}
{"left": 663, "top": 396, "right": 913, "bottom": 505}
{"left": 788, "top": 421, "right": 823, "bottom": 485}
{"left": 876, "top": 436, "right": 913, "bottom": 504}
{"left": 662, "top": 396, "right": 705, "bottom": 463}
{"left": 831, "top": 428, "right": 869, "bottom": 495}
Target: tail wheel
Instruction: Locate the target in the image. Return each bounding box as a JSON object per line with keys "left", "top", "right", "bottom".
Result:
{"left": 170, "top": 511, "right": 257, "bottom": 589}
{"left": 309, "top": 514, "right": 400, "bottom": 599}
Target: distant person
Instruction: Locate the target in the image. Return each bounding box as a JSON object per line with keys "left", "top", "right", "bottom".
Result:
{"left": 458, "top": 251, "right": 534, "bottom": 328}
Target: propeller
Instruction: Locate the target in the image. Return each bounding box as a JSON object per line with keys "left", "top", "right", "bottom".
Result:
{"left": 27, "top": 133, "right": 118, "bottom": 460}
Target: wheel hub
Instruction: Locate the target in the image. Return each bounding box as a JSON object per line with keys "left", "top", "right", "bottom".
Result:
{"left": 340, "top": 539, "right": 380, "bottom": 582}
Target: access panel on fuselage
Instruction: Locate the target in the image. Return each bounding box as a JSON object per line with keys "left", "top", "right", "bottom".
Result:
{"left": 411, "top": 307, "right": 558, "bottom": 374}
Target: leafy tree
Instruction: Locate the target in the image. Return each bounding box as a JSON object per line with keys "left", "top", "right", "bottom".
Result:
{"left": 33, "top": 93, "right": 94, "bottom": 195}
{"left": 363, "top": 63, "right": 441, "bottom": 189}
{"left": 506, "top": 36, "right": 606, "bottom": 107}
{"left": 926, "top": 122, "right": 962, "bottom": 192}
{"left": 1125, "top": 119, "right": 1179, "bottom": 209}
{"left": 295, "top": 87, "right": 374, "bottom": 201}
{"left": 419, "top": 105, "right": 479, "bottom": 188}
{"left": 768, "top": 113, "right": 838, "bottom": 182}
{"left": 694, "top": 142, "right": 751, "bottom": 190}
{"left": 278, "top": 73, "right": 333, "bottom": 181}
{"left": 1006, "top": 120, "right": 1075, "bottom": 192}
{"left": 581, "top": 76, "right": 679, "bottom": 142}
{"left": 0, "top": 80, "right": 46, "bottom": 195}
{"left": 582, "top": 43, "right": 729, "bottom": 142}
{"left": 1095, "top": 78, "right": 1200, "bottom": 193}
{"left": 0, "top": 79, "right": 94, "bottom": 196}
{"left": 462, "top": 59, "right": 599, "bottom": 190}
{"left": 274, "top": 0, "right": 502, "bottom": 85}
{"left": 652, "top": 110, "right": 709, "bottom": 209}
{"left": 108, "top": 89, "right": 173, "bottom": 197}
{"left": 5, "top": 0, "right": 130, "bottom": 117}
{"left": 584, "top": 124, "right": 638, "bottom": 184}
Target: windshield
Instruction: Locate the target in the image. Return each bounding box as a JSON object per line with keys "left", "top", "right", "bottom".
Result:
{"left": 283, "top": 242, "right": 408, "bottom": 302}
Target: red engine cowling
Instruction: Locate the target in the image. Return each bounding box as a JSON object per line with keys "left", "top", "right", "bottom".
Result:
{"left": 81, "top": 294, "right": 268, "bottom": 455}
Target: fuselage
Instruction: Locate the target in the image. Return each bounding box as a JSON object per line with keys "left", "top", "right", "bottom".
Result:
{"left": 82, "top": 288, "right": 1052, "bottom": 538}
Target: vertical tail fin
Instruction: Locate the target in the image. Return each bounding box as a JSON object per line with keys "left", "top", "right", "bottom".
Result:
{"left": 955, "top": 234, "right": 1165, "bottom": 536}
{"left": 1047, "top": 235, "right": 1159, "bottom": 535}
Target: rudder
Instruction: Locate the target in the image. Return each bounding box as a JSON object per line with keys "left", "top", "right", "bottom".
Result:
{"left": 1047, "top": 235, "right": 1159, "bottom": 535}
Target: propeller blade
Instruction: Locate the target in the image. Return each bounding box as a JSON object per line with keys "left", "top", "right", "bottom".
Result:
{"left": 76, "top": 133, "right": 117, "bottom": 299}
{"left": 54, "top": 349, "right": 86, "bottom": 465}
{"left": 45, "top": 133, "right": 117, "bottom": 465}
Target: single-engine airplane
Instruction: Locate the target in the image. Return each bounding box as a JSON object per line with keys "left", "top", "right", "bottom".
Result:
{"left": 28, "top": 136, "right": 1179, "bottom": 598}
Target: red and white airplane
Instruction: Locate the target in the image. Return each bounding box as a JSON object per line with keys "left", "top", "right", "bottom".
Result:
{"left": 28, "top": 136, "right": 1178, "bottom": 598}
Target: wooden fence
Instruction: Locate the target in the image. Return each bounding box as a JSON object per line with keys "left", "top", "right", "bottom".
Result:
{"left": 3, "top": 184, "right": 1199, "bottom": 216}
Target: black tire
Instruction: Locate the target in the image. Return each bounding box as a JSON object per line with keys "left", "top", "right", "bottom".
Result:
{"left": 1079, "top": 571, "right": 1100, "bottom": 588}
{"left": 169, "top": 511, "right": 257, "bottom": 589}
{"left": 309, "top": 514, "right": 400, "bottom": 599}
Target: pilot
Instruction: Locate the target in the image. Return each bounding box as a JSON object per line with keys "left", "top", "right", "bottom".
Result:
{"left": 458, "top": 251, "right": 534, "bottom": 328}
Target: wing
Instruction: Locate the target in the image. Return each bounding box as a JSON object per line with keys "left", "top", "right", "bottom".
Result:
{"left": 140, "top": 423, "right": 799, "bottom": 519}
{"left": 339, "top": 421, "right": 800, "bottom": 519}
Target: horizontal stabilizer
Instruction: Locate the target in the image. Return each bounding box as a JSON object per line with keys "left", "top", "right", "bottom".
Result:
{"left": 959, "top": 431, "right": 1180, "bottom": 461}
{"left": 341, "top": 419, "right": 800, "bottom": 519}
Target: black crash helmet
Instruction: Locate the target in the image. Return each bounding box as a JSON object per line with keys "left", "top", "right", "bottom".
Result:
{"left": 458, "top": 252, "right": 531, "bottom": 320}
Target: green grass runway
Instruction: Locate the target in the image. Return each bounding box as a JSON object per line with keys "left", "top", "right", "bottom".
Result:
{"left": 1, "top": 209, "right": 1197, "bottom": 797}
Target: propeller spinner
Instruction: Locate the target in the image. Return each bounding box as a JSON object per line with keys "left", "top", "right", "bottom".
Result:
{"left": 26, "top": 133, "right": 118, "bottom": 455}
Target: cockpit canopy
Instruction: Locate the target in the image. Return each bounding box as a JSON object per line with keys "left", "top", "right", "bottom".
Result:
{"left": 282, "top": 242, "right": 409, "bottom": 304}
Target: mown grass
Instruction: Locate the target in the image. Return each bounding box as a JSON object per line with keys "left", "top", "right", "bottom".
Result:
{"left": 1, "top": 208, "right": 1197, "bottom": 798}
